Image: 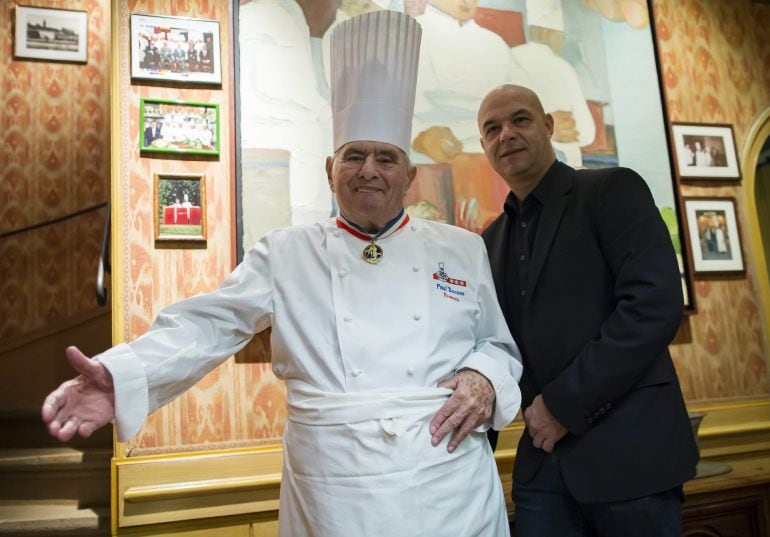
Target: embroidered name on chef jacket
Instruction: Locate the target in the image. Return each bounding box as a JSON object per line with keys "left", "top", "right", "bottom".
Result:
{"left": 432, "top": 262, "right": 467, "bottom": 302}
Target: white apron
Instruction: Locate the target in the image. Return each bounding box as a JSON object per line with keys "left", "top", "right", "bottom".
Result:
{"left": 279, "top": 385, "right": 510, "bottom": 537}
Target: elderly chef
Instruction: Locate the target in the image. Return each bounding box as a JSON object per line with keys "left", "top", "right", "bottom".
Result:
{"left": 41, "top": 10, "right": 522, "bottom": 537}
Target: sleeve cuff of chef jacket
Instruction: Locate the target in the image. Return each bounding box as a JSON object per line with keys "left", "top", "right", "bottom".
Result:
{"left": 461, "top": 351, "right": 522, "bottom": 431}
{"left": 95, "top": 342, "right": 149, "bottom": 442}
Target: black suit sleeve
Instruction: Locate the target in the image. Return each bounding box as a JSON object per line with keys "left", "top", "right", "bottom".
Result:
{"left": 541, "top": 168, "right": 683, "bottom": 436}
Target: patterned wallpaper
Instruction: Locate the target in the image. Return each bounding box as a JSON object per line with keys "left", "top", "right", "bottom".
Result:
{"left": 116, "top": 0, "right": 287, "bottom": 453}
{"left": 653, "top": 0, "right": 770, "bottom": 402}
{"left": 117, "top": 0, "right": 770, "bottom": 453}
{"left": 0, "top": 0, "right": 110, "bottom": 340}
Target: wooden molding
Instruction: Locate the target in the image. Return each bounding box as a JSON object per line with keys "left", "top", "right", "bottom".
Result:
{"left": 115, "top": 446, "right": 282, "bottom": 528}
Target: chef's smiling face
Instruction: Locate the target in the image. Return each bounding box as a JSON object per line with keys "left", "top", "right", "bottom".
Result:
{"left": 326, "top": 141, "right": 416, "bottom": 233}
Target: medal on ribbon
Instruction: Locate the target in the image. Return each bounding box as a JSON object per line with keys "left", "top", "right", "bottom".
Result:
{"left": 336, "top": 211, "right": 409, "bottom": 265}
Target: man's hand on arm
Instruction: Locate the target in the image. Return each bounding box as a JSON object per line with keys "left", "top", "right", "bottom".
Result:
{"left": 523, "top": 394, "right": 567, "bottom": 453}
{"left": 41, "top": 346, "right": 116, "bottom": 442}
{"left": 430, "top": 369, "right": 495, "bottom": 453}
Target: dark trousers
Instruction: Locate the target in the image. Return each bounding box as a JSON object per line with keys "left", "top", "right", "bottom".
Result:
{"left": 513, "top": 453, "right": 683, "bottom": 537}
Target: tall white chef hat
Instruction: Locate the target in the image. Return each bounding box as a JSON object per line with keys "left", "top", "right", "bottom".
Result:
{"left": 329, "top": 10, "right": 422, "bottom": 154}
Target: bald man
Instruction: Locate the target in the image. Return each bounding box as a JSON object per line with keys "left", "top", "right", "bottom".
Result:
{"left": 478, "top": 84, "right": 697, "bottom": 537}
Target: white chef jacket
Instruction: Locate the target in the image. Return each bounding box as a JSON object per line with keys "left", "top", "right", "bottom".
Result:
{"left": 99, "top": 217, "right": 523, "bottom": 537}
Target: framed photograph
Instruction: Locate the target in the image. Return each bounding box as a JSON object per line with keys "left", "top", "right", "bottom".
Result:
{"left": 140, "top": 98, "right": 220, "bottom": 156}
{"left": 671, "top": 123, "right": 741, "bottom": 181}
{"left": 154, "top": 173, "right": 207, "bottom": 242}
{"left": 684, "top": 198, "right": 744, "bottom": 275}
{"left": 14, "top": 6, "right": 88, "bottom": 63}
{"left": 130, "top": 13, "right": 221, "bottom": 85}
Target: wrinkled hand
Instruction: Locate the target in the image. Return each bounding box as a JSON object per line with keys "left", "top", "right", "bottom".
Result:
{"left": 550, "top": 110, "right": 579, "bottom": 143}
{"left": 41, "top": 346, "right": 115, "bottom": 442}
{"left": 523, "top": 394, "right": 567, "bottom": 453}
{"left": 430, "top": 369, "right": 495, "bottom": 453}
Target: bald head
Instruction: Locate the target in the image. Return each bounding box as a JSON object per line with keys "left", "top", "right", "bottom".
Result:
{"left": 477, "top": 85, "right": 556, "bottom": 199}
{"left": 479, "top": 84, "right": 546, "bottom": 124}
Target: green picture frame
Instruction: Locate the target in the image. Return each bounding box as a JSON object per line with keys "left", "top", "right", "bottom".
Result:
{"left": 140, "top": 98, "right": 220, "bottom": 156}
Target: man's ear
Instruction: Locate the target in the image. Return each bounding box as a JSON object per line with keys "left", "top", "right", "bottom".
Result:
{"left": 545, "top": 113, "right": 555, "bottom": 139}
{"left": 325, "top": 156, "right": 334, "bottom": 192}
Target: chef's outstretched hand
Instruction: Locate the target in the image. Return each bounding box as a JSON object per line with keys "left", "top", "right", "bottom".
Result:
{"left": 41, "top": 346, "right": 115, "bottom": 442}
{"left": 430, "top": 369, "right": 494, "bottom": 453}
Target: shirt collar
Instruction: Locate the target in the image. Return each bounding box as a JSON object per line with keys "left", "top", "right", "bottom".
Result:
{"left": 503, "top": 159, "right": 559, "bottom": 215}
{"left": 338, "top": 208, "right": 406, "bottom": 238}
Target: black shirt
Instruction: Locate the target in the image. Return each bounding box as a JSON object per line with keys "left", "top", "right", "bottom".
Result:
{"left": 501, "top": 161, "right": 557, "bottom": 347}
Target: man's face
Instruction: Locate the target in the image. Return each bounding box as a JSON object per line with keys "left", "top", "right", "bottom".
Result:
{"left": 478, "top": 86, "right": 555, "bottom": 188}
{"left": 326, "top": 141, "right": 416, "bottom": 232}
{"left": 430, "top": 0, "right": 478, "bottom": 22}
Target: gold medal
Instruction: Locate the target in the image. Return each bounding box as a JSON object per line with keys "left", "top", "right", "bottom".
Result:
{"left": 362, "top": 242, "right": 384, "bottom": 264}
{"left": 336, "top": 212, "right": 409, "bottom": 265}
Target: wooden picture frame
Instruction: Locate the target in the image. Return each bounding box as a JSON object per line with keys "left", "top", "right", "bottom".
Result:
{"left": 154, "top": 173, "right": 207, "bottom": 242}
{"left": 14, "top": 5, "right": 88, "bottom": 63}
{"left": 671, "top": 123, "right": 741, "bottom": 182}
{"left": 683, "top": 197, "right": 745, "bottom": 275}
{"left": 140, "top": 98, "right": 220, "bottom": 156}
{"left": 130, "top": 13, "right": 222, "bottom": 85}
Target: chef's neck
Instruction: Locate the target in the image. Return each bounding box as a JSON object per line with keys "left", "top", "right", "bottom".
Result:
{"left": 338, "top": 209, "right": 405, "bottom": 236}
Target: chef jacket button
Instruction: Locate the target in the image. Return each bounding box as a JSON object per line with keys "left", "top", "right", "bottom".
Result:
{"left": 352, "top": 369, "right": 363, "bottom": 377}
{"left": 410, "top": 224, "right": 417, "bottom": 231}
{"left": 343, "top": 315, "right": 352, "bottom": 322}
{"left": 605, "top": 403, "right": 612, "bottom": 410}
{"left": 407, "top": 367, "right": 415, "bottom": 376}
{"left": 413, "top": 313, "right": 421, "bottom": 321}
{"left": 587, "top": 417, "right": 594, "bottom": 424}
{"left": 338, "top": 269, "right": 348, "bottom": 278}
{"left": 412, "top": 265, "right": 420, "bottom": 272}
{"left": 333, "top": 230, "right": 341, "bottom": 238}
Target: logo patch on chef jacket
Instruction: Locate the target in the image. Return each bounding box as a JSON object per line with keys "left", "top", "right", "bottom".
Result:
{"left": 433, "top": 262, "right": 467, "bottom": 302}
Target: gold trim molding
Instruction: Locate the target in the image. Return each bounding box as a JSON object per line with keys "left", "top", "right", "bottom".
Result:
{"left": 740, "top": 107, "right": 770, "bottom": 356}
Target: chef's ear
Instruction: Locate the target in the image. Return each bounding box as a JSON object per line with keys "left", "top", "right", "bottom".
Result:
{"left": 326, "top": 156, "right": 334, "bottom": 192}
{"left": 405, "top": 163, "right": 417, "bottom": 192}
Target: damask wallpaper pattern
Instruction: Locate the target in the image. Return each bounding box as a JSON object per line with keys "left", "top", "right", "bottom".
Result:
{"left": 653, "top": 0, "right": 770, "bottom": 401}
{"left": 0, "top": 0, "right": 110, "bottom": 340}
{"left": 118, "top": 0, "right": 288, "bottom": 453}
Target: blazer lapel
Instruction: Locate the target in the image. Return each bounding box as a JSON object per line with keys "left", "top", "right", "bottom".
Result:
{"left": 526, "top": 164, "right": 573, "bottom": 296}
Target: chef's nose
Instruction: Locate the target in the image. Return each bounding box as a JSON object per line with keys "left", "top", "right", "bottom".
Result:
{"left": 359, "top": 153, "right": 379, "bottom": 180}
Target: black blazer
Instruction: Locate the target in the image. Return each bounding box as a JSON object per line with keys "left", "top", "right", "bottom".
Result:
{"left": 483, "top": 161, "right": 698, "bottom": 503}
